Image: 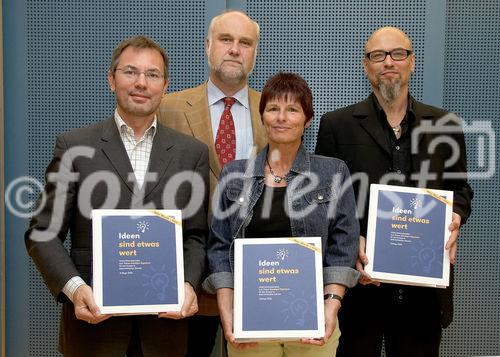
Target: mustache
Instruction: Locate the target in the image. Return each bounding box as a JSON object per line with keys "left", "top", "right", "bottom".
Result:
{"left": 222, "top": 59, "right": 243, "bottom": 65}
{"left": 379, "top": 70, "right": 400, "bottom": 75}
{"left": 129, "top": 91, "right": 151, "bottom": 98}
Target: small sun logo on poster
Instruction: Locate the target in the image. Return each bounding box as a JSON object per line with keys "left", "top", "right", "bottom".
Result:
{"left": 282, "top": 291, "right": 314, "bottom": 328}
{"left": 276, "top": 248, "right": 289, "bottom": 261}
{"left": 410, "top": 198, "right": 423, "bottom": 210}
{"left": 143, "top": 265, "right": 171, "bottom": 301}
{"left": 137, "top": 220, "right": 150, "bottom": 233}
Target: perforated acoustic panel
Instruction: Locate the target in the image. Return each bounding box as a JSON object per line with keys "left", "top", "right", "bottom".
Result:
{"left": 244, "top": 1, "right": 499, "bottom": 357}
{"left": 26, "top": 1, "right": 207, "bottom": 355}
{"left": 20, "top": 1, "right": 500, "bottom": 356}
{"left": 441, "top": 1, "right": 500, "bottom": 356}
{"left": 246, "top": 0, "right": 427, "bottom": 152}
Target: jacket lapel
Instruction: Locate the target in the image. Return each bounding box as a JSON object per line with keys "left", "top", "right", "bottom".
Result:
{"left": 248, "top": 88, "right": 267, "bottom": 153}
{"left": 410, "top": 99, "right": 437, "bottom": 174}
{"left": 179, "top": 83, "right": 265, "bottom": 180}
{"left": 100, "top": 117, "right": 137, "bottom": 194}
{"left": 143, "top": 125, "right": 174, "bottom": 200}
{"left": 354, "top": 96, "right": 391, "bottom": 157}
{"left": 183, "top": 83, "right": 222, "bottom": 179}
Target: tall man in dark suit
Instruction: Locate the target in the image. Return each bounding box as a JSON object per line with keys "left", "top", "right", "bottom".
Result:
{"left": 315, "top": 27, "right": 473, "bottom": 357}
{"left": 25, "top": 36, "right": 209, "bottom": 357}
{"left": 157, "top": 10, "right": 266, "bottom": 357}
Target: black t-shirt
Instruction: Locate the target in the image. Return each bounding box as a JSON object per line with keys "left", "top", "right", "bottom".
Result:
{"left": 244, "top": 185, "right": 292, "bottom": 238}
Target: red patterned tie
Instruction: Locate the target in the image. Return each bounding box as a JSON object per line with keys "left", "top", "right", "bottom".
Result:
{"left": 215, "top": 97, "right": 236, "bottom": 166}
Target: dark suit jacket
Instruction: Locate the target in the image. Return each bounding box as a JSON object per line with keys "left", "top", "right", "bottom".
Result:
{"left": 315, "top": 94, "right": 473, "bottom": 327}
{"left": 25, "top": 117, "right": 209, "bottom": 356}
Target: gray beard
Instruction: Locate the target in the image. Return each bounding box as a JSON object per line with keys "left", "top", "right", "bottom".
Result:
{"left": 378, "top": 79, "right": 401, "bottom": 104}
{"left": 217, "top": 68, "right": 245, "bottom": 84}
{"left": 209, "top": 61, "right": 246, "bottom": 85}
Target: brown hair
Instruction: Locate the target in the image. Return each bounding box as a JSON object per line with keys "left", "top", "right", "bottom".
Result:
{"left": 109, "top": 35, "right": 169, "bottom": 79}
{"left": 259, "top": 72, "right": 314, "bottom": 122}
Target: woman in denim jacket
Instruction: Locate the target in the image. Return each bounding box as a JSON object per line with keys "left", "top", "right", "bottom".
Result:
{"left": 204, "top": 73, "right": 360, "bottom": 357}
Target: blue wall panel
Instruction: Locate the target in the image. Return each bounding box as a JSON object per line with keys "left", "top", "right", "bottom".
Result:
{"left": 3, "top": 0, "right": 30, "bottom": 355}
{"left": 441, "top": 1, "right": 500, "bottom": 355}
{"left": 245, "top": 0, "right": 430, "bottom": 152}
{"left": 6, "top": 0, "right": 223, "bottom": 355}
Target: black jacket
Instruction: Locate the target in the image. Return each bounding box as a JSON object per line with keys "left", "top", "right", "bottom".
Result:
{"left": 315, "top": 94, "right": 473, "bottom": 327}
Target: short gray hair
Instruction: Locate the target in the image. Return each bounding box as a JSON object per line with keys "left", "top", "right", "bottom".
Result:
{"left": 207, "top": 10, "right": 260, "bottom": 43}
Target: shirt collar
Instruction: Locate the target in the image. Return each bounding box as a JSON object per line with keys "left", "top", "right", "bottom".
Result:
{"left": 371, "top": 93, "right": 415, "bottom": 126}
{"left": 114, "top": 109, "right": 157, "bottom": 139}
{"left": 207, "top": 78, "right": 249, "bottom": 109}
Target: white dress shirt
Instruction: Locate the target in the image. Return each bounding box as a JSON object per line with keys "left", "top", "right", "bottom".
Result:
{"left": 114, "top": 110, "right": 157, "bottom": 188}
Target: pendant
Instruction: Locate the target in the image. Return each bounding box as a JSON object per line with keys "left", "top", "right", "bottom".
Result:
{"left": 274, "top": 176, "right": 282, "bottom": 183}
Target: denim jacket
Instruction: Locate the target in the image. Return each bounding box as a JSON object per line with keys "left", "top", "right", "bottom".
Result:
{"left": 203, "top": 145, "right": 360, "bottom": 293}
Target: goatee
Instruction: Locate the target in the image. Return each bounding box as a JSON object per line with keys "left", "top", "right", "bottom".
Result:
{"left": 378, "top": 79, "right": 401, "bottom": 105}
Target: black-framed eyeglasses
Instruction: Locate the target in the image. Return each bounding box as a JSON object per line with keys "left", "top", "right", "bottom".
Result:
{"left": 365, "top": 49, "right": 413, "bottom": 62}
{"left": 115, "top": 67, "right": 165, "bottom": 83}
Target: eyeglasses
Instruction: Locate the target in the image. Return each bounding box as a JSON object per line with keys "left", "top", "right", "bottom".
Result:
{"left": 365, "top": 48, "right": 413, "bottom": 62}
{"left": 115, "top": 67, "right": 165, "bottom": 83}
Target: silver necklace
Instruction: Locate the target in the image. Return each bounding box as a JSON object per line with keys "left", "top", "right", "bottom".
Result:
{"left": 392, "top": 125, "right": 401, "bottom": 134}
{"left": 266, "top": 157, "right": 286, "bottom": 183}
